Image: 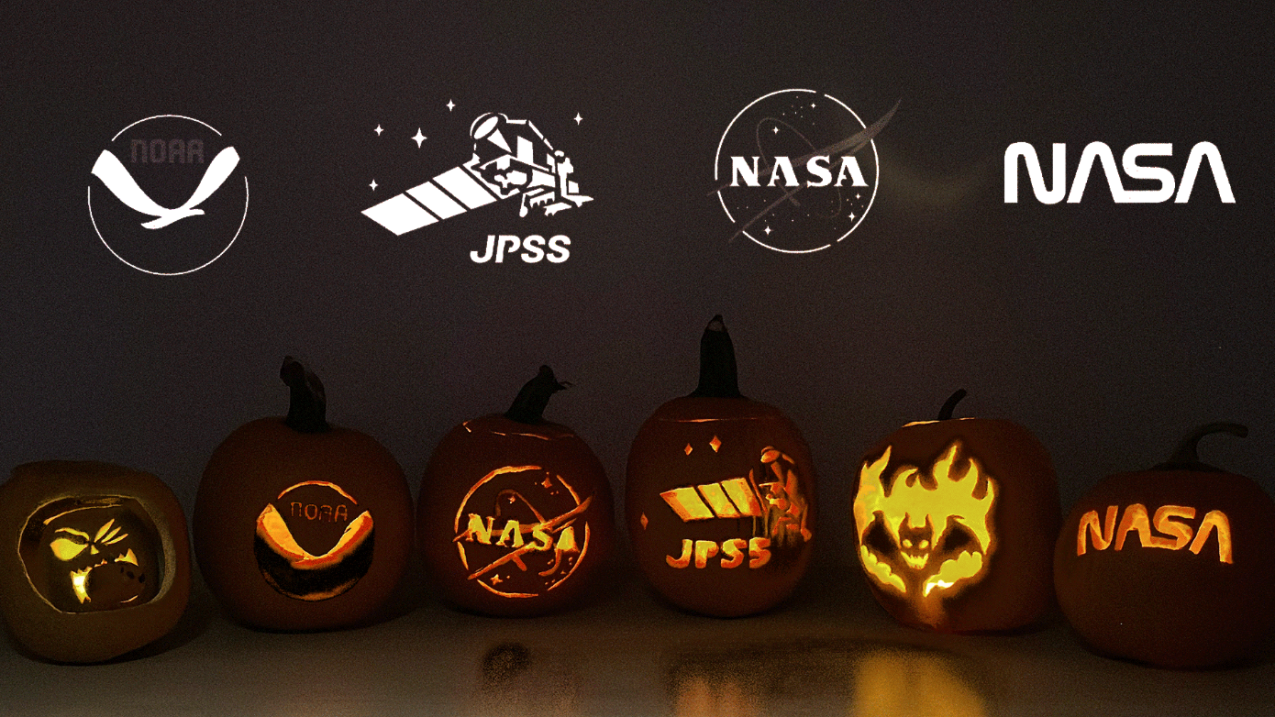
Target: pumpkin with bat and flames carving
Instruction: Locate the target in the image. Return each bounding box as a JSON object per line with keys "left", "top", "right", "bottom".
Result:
{"left": 0, "top": 461, "right": 190, "bottom": 662}
{"left": 852, "top": 391, "right": 1060, "bottom": 632}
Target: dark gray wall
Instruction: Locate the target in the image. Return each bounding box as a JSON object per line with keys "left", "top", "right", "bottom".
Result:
{"left": 3, "top": 3, "right": 1270, "bottom": 562}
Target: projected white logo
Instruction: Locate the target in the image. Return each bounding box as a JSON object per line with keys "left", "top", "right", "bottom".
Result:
{"left": 87, "top": 115, "right": 249, "bottom": 276}
{"left": 1004, "top": 142, "right": 1235, "bottom": 204}
{"left": 713, "top": 90, "right": 896, "bottom": 254}
{"left": 362, "top": 108, "right": 590, "bottom": 264}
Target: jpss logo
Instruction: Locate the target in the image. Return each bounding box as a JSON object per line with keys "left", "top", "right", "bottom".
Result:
{"left": 362, "top": 106, "right": 590, "bottom": 264}
{"left": 1004, "top": 142, "right": 1234, "bottom": 204}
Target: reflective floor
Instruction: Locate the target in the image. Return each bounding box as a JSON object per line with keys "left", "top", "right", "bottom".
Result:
{"left": 4, "top": 555, "right": 1275, "bottom": 716}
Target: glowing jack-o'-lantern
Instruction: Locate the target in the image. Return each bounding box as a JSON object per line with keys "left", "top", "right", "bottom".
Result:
{"left": 419, "top": 366, "right": 614, "bottom": 616}
{"left": 852, "top": 390, "right": 1060, "bottom": 632}
{"left": 194, "top": 357, "right": 412, "bottom": 630}
{"left": 1054, "top": 423, "right": 1275, "bottom": 668}
{"left": 0, "top": 461, "right": 190, "bottom": 663}
{"left": 627, "top": 316, "right": 815, "bottom": 617}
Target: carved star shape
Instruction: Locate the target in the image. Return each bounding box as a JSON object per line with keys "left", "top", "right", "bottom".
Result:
{"left": 369, "top": 179, "right": 378, "bottom": 191}
{"left": 574, "top": 113, "right": 583, "bottom": 125}
{"left": 446, "top": 99, "right": 455, "bottom": 112}
{"left": 374, "top": 124, "right": 383, "bottom": 136}
{"left": 412, "top": 129, "right": 426, "bottom": 148}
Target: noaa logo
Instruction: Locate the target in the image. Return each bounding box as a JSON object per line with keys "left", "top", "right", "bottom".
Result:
{"left": 87, "top": 115, "right": 249, "bottom": 276}
{"left": 713, "top": 90, "right": 895, "bottom": 254}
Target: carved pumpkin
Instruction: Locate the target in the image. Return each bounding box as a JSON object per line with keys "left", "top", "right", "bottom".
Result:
{"left": 0, "top": 461, "right": 190, "bottom": 662}
{"left": 852, "top": 390, "right": 1060, "bottom": 632}
{"left": 194, "top": 357, "right": 413, "bottom": 630}
{"left": 418, "top": 366, "right": 614, "bottom": 616}
{"left": 1054, "top": 423, "right": 1275, "bottom": 668}
{"left": 627, "top": 316, "right": 815, "bottom": 617}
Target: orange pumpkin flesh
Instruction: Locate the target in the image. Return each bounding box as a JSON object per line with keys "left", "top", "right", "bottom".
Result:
{"left": 418, "top": 366, "right": 614, "bottom": 617}
{"left": 194, "top": 357, "right": 412, "bottom": 630}
{"left": 627, "top": 316, "right": 815, "bottom": 617}
{"left": 852, "top": 390, "right": 1061, "bottom": 633}
{"left": 1054, "top": 423, "right": 1275, "bottom": 668}
{"left": 0, "top": 461, "right": 190, "bottom": 663}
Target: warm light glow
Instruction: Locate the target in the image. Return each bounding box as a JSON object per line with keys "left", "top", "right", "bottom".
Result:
{"left": 277, "top": 480, "right": 358, "bottom": 504}
{"left": 451, "top": 466, "right": 594, "bottom": 599}
{"left": 256, "top": 505, "right": 374, "bottom": 570}
{"left": 854, "top": 441, "right": 998, "bottom": 620}
{"left": 1076, "top": 503, "right": 1233, "bottom": 563}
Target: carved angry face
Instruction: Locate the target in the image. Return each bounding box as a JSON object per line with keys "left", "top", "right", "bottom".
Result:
{"left": 20, "top": 497, "right": 162, "bottom": 612}
{"left": 853, "top": 441, "right": 997, "bottom": 625}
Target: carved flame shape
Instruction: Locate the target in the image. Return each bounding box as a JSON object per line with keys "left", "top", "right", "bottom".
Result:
{"left": 854, "top": 440, "right": 997, "bottom": 622}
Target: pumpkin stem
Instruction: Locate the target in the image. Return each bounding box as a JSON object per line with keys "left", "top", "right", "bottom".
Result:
{"left": 280, "top": 357, "right": 329, "bottom": 434}
{"left": 504, "top": 365, "right": 569, "bottom": 424}
{"left": 937, "top": 389, "right": 968, "bottom": 421}
{"left": 1155, "top": 422, "right": 1248, "bottom": 471}
{"left": 688, "top": 315, "right": 743, "bottom": 399}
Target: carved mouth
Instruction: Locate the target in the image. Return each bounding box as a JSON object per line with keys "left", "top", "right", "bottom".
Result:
{"left": 900, "top": 549, "right": 930, "bottom": 570}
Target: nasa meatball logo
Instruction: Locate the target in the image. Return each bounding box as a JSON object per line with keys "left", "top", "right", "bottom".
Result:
{"left": 713, "top": 90, "right": 896, "bottom": 254}
{"left": 87, "top": 115, "right": 249, "bottom": 276}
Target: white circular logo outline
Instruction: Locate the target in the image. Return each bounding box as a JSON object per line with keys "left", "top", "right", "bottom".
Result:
{"left": 714, "top": 89, "right": 881, "bottom": 254}
{"left": 87, "top": 114, "right": 249, "bottom": 276}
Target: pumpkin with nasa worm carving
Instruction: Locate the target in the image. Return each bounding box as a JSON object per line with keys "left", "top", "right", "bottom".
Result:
{"left": 1054, "top": 423, "right": 1275, "bottom": 668}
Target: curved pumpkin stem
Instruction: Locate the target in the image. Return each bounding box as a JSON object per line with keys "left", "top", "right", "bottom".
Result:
{"left": 688, "top": 315, "right": 744, "bottom": 399}
{"left": 937, "top": 389, "right": 968, "bottom": 421}
{"left": 280, "top": 357, "right": 329, "bottom": 434}
{"left": 505, "top": 365, "right": 568, "bottom": 424}
{"left": 1155, "top": 422, "right": 1248, "bottom": 472}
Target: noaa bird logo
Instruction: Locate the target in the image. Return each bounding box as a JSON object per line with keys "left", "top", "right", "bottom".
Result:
{"left": 87, "top": 114, "right": 249, "bottom": 276}
{"left": 91, "top": 146, "right": 240, "bottom": 229}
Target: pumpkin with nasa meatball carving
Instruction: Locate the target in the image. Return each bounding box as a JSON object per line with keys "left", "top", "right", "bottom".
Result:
{"left": 194, "top": 357, "right": 412, "bottom": 630}
{"left": 1054, "top": 423, "right": 1275, "bottom": 668}
{"left": 0, "top": 461, "right": 190, "bottom": 662}
{"left": 627, "top": 316, "right": 815, "bottom": 617}
{"left": 851, "top": 390, "right": 1061, "bottom": 632}
{"left": 418, "top": 366, "right": 614, "bottom": 616}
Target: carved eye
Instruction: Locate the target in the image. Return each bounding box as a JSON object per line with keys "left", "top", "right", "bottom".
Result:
{"left": 49, "top": 536, "right": 89, "bottom": 561}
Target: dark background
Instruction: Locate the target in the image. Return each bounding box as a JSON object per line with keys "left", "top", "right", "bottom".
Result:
{"left": 2, "top": 2, "right": 1270, "bottom": 573}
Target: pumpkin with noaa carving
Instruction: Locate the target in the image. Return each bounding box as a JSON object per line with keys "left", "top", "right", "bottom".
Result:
{"left": 0, "top": 461, "right": 190, "bottom": 662}
{"left": 627, "top": 316, "right": 815, "bottom": 617}
{"left": 851, "top": 390, "right": 1061, "bottom": 632}
{"left": 194, "top": 357, "right": 412, "bottom": 630}
{"left": 1054, "top": 423, "right": 1275, "bottom": 668}
{"left": 418, "top": 366, "right": 614, "bottom": 616}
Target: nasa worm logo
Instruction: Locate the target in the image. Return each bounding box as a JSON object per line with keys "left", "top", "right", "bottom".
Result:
{"left": 87, "top": 115, "right": 249, "bottom": 276}
{"left": 713, "top": 90, "right": 896, "bottom": 254}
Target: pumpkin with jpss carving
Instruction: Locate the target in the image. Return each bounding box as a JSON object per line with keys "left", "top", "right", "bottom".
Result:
{"left": 194, "top": 357, "right": 412, "bottom": 630}
{"left": 1054, "top": 423, "right": 1275, "bottom": 668}
{"left": 0, "top": 461, "right": 190, "bottom": 662}
{"left": 852, "top": 390, "right": 1060, "bottom": 632}
{"left": 418, "top": 366, "right": 614, "bottom": 616}
{"left": 627, "top": 316, "right": 815, "bottom": 617}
